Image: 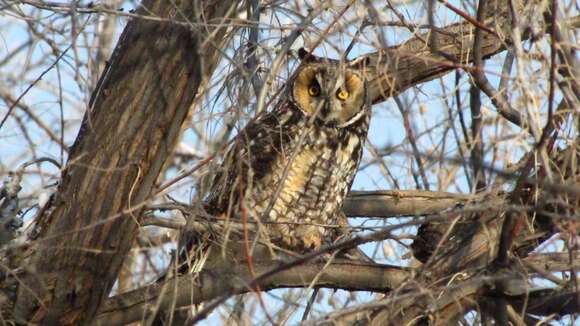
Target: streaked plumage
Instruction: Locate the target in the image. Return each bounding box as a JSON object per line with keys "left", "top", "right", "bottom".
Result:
{"left": 176, "top": 56, "right": 371, "bottom": 274}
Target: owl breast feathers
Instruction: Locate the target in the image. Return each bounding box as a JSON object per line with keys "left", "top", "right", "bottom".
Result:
{"left": 204, "top": 62, "right": 371, "bottom": 252}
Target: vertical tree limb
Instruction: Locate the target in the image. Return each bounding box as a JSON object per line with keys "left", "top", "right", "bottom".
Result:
{"left": 13, "top": 1, "right": 239, "bottom": 324}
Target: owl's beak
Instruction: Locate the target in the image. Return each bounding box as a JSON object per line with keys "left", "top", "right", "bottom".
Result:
{"left": 320, "top": 100, "right": 331, "bottom": 118}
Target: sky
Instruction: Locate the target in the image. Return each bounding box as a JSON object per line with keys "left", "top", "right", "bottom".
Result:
{"left": 0, "top": 0, "right": 576, "bottom": 324}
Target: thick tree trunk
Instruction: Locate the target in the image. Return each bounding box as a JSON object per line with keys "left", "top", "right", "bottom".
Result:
{"left": 13, "top": 1, "right": 238, "bottom": 324}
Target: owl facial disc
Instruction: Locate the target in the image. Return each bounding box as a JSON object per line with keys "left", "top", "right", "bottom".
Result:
{"left": 291, "top": 64, "right": 368, "bottom": 128}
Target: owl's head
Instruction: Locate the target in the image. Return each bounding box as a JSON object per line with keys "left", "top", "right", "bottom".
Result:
{"left": 291, "top": 61, "right": 368, "bottom": 128}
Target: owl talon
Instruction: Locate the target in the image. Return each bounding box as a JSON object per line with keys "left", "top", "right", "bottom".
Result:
{"left": 302, "top": 234, "right": 322, "bottom": 250}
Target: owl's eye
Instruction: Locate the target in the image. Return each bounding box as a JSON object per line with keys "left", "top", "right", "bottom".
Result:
{"left": 308, "top": 85, "right": 320, "bottom": 97}
{"left": 336, "top": 89, "right": 350, "bottom": 100}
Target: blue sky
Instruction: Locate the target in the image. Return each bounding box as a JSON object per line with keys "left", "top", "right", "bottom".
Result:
{"left": 0, "top": 0, "right": 576, "bottom": 324}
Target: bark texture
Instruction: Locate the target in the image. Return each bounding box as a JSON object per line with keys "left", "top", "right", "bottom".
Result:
{"left": 12, "top": 1, "right": 238, "bottom": 324}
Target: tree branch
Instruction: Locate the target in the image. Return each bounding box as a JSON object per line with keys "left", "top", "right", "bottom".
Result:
{"left": 96, "top": 260, "right": 409, "bottom": 325}
{"left": 350, "top": 1, "right": 574, "bottom": 108}
{"left": 12, "top": 1, "right": 240, "bottom": 324}
{"left": 143, "top": 190, "right": 477, "bottom": 229}
{"left": 343, "top": 190, "right": 475, "bottom": 217}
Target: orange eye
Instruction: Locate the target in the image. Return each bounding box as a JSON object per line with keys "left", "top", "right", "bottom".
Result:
{"left": 308, "top": 85, "right": 320, "bottom": 97}
{"left": 336, "top": 89, "right": 349, "bottom": 100}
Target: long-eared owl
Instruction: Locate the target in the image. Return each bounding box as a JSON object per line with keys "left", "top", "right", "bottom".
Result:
{"left": 177, "top": 52, "right": 370, "bottom": 273}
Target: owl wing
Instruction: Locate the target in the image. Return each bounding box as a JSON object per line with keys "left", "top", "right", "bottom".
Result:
{"left": 204, "top": 104, "right": 301, "bottom": 216}
{"left": 169, "top": 105, "right": 300, "bottom": 276}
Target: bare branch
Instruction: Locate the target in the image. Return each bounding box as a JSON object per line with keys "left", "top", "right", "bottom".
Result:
{"left": 343, "top": 190, "right": 475, "bottom": 218}
{"left": 96, "top": 260, "right": 409, "bottom": 325}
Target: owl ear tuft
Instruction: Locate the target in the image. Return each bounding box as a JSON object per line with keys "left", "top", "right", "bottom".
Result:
{"left": 298, "top": 48, "right": 321, "bottom": 63}
{"left": 298, "top": 48, "right": 310, "bottom": 60}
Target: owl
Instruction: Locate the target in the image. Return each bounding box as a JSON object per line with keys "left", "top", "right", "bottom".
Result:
{"left": 174, "top": 53, "right": 371, "bottom": 275}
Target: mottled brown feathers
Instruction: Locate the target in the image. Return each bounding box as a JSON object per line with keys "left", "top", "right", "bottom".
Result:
{"left": 178, "top": 60, "right": 371, "bottom": 275}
